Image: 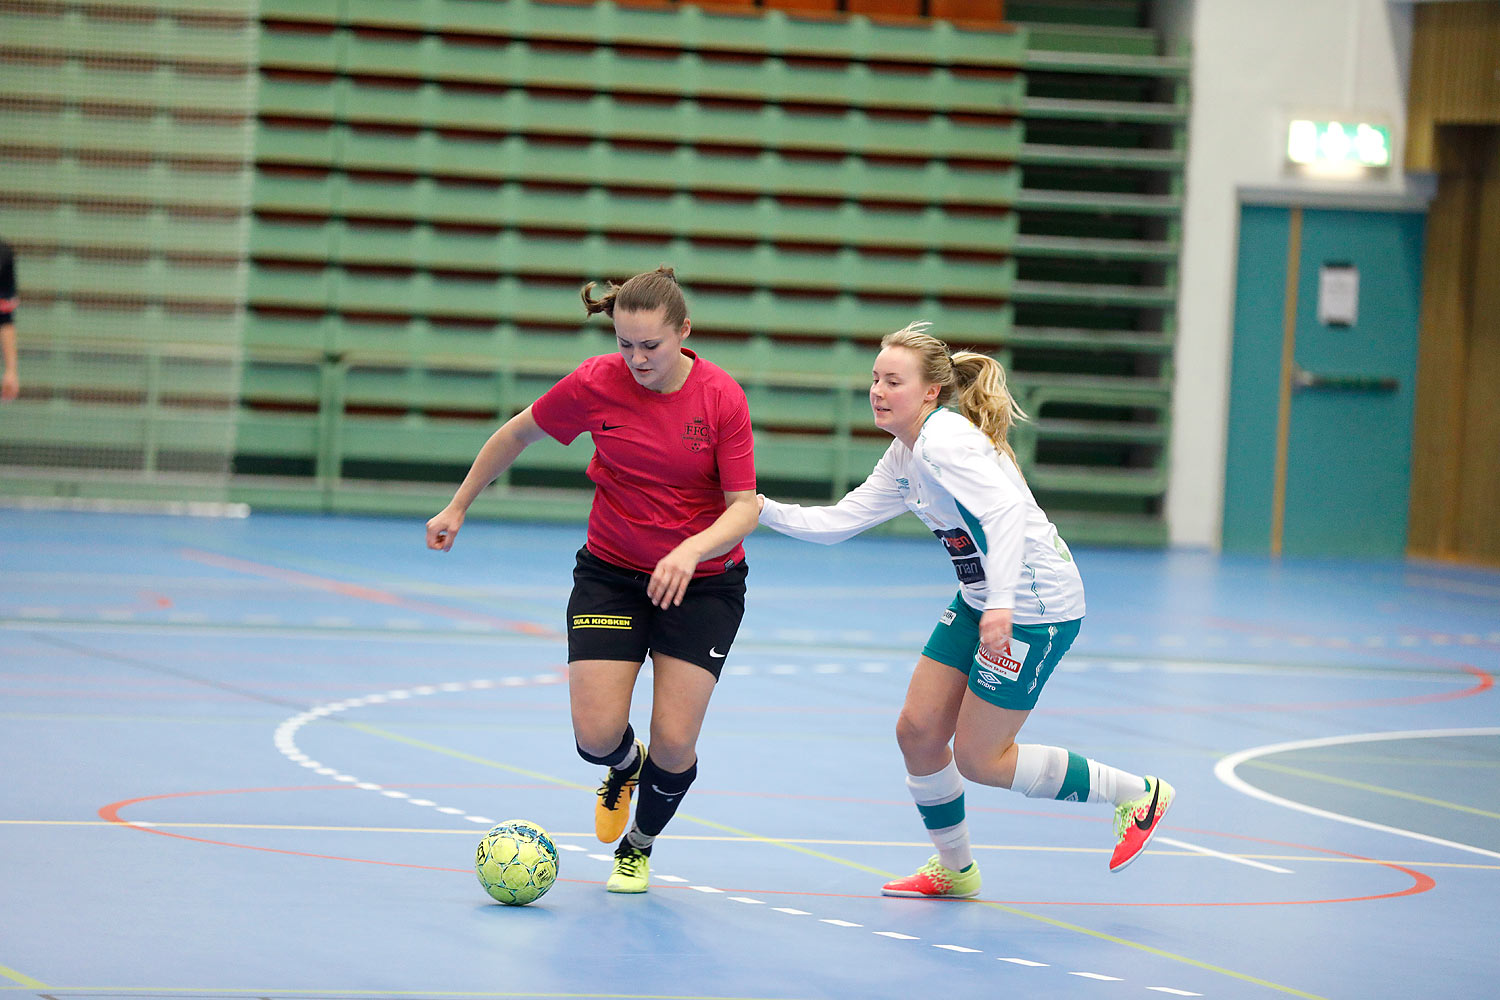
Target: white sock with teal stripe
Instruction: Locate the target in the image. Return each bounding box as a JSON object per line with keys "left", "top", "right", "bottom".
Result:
{"left": 907, "top": 759, "right": 973, "bottom": 871}
{"left": 1010, "top": 744, "right": 1147, "bottom": 806}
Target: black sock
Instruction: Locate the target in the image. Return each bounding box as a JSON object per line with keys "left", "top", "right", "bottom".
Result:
{"left": 632, "top": 756, "right": 697, "bottom": 838}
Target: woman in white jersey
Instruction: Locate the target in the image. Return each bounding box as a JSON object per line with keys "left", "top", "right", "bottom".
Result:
{"left": 758, "top": 322, "right": 1174, "bottom": 897}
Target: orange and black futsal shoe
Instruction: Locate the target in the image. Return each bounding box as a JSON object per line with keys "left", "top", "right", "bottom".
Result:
{"left": 594, "top": 739, "right": 645, "bottom": 842}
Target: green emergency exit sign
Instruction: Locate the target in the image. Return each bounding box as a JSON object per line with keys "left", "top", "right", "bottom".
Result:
{"left": 1287, "top": 120, "right": 1391, "bottom": 168}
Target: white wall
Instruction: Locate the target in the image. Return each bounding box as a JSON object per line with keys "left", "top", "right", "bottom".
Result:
{"left": 1164, "top": 0, "right": 1420, "bottom": 547}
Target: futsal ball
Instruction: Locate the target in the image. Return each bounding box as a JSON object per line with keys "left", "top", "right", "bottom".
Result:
{"left": 475, "top": 820, "right": 559, "bottom": 906}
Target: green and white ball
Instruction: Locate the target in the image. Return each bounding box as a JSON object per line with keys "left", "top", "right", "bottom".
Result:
{"left": 475, "top": 820, "right": 559, "bottom": 906}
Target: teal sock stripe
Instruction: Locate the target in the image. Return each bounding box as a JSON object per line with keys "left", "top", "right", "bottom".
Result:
{"left": 1056, "top": 751, "right": 1091, "bottom": 802}
{"left": 916, "top": 793, "right": 966, "bottom": 830}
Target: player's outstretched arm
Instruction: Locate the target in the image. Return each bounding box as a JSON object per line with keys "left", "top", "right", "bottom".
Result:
{"left": 426, "top": 406, "right": 550, "bottom": 551}
{"left": 647, "top": 490, "right": 759, "bottom": 608}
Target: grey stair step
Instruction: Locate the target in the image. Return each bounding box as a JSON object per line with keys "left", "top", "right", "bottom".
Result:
{"left": 1021, "top": 142, "right": 1185, "bottom": 168}
{"left": 1022, "top": 95, "right": 1187, "bottom": 123}
{"left": 1013, "top": 234, "right": 1178, "bottom": 261}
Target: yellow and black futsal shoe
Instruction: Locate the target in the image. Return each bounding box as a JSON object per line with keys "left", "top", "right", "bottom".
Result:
{"left": 605, "top": 844, "right": 650, "bottom": 893}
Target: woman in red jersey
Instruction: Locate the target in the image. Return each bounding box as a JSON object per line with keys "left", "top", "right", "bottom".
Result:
{"left": 426, "top": 266, "right": 758, "bottom": 893}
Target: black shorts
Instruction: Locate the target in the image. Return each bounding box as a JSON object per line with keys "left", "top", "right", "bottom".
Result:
{"left": 566, "top": 547, "right": 748, "bottom": 679}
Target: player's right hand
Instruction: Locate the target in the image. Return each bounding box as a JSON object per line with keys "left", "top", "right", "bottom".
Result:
{"left": 426, "top": 507, "right": 464, "bottom": 551}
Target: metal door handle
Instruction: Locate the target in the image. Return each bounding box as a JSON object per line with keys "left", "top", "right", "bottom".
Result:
{"left": 1292, "top": 367, "right": 1399, "bottom": 392}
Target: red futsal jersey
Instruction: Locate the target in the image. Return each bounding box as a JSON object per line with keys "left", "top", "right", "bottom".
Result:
{"left": 530, "top": 349, "right": 756, "bottom": 577}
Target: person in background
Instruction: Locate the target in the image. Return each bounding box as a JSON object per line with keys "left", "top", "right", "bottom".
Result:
{"left": 1, "top": 238, "right": 19, "bottom": 401}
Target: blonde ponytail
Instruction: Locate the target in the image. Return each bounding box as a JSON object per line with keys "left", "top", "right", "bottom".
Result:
{"left": 879, "top": 322, "right": 1028, "bottom": 466}
{"left": 950, "top": 351, "right": 1027, "bottom": 465}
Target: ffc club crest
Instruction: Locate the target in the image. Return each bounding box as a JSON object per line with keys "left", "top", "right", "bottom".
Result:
{"left": 682, "top": 417, "right": 712, "bottom": 453}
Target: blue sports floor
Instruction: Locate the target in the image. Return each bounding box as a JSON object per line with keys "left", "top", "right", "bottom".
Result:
{"left": 2, "top": 507, "right": 1497, "bottom": 1000}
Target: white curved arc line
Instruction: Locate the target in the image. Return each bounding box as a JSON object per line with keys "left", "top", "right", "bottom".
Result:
{"left": 1214, "top": 727, "right": 1500, "bottom": 860}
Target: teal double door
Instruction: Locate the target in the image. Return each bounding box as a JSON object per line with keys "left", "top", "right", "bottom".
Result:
{"left": 1222, "top": 204, "right": 1426, "bottom": 558}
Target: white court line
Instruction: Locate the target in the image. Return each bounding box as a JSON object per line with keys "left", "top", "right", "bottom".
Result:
{"left": 1215, "top": 727, "right": 1500, "bottom": 860}
{"left": 1156, "top": 836, "right": 1293, "bottom": 874}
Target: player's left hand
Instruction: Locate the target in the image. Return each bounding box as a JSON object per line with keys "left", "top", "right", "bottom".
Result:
{"left": 978, "top": 608, "right": 1013, "bottom": 656}
{"left": 648, "top": 544, "right": 700, "bottom": 609}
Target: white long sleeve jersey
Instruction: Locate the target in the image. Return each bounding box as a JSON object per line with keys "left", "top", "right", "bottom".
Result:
{"left": 759, "top": 408, "right": 1085, "bottom": 624}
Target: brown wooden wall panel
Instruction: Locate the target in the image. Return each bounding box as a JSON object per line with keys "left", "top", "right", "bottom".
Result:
{"left": 1408, "top": 130, "right": 1480, "bottom": 557}
{"left": 1455, "top": 133, "right": 1500, "bottom": 562}
{"left": 1408, "top": 127, "right": 1500, "bottom": 565}
{"left": 1405, "top": 0, "right": 1500, "bottom": 171}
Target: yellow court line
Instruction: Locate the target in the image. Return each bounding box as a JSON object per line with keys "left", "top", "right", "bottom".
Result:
{"left": 16, "top": 821, "right": 1499, "bottom": 870}
{"left": 344, "top": 723, "right": 1330, "bottom": 1000}
{"left": 972, "top": 898, "right": 1332, "bottom": 999}
{"left": 1248, "top": 760, "right": 1500, "bottom": 820}
{"left": 668, "top": 819, "right": 1330, "bottom": 1000}
{"left": 344, "top": 722, "right": 593, "bottom": 792}
{"left": 0, "top": 963, "right": 46, "bottom": 989}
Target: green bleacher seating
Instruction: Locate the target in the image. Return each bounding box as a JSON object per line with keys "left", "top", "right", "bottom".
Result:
{"left": 1002, "top": 0, "right": 1184, "bottom": 545}
{"left": 4, "top": 0, "right": 1184, "bottom": 544}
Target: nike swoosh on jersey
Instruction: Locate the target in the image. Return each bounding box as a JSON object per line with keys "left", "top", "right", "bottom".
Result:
{"left": 708, "top": 647, "right": 726, "bottom": 658}
{"left": 600, "top": 421, "right": 624, "bottom": 431}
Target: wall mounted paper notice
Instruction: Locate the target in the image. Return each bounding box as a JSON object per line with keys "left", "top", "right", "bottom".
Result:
{"left": 1318, "top": 263, "right": 1359, "bottom": 327}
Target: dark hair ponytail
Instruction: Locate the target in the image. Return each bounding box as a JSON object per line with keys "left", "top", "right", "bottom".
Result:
{"left": 581, "top": 265, "right": 688, "bottom": 328}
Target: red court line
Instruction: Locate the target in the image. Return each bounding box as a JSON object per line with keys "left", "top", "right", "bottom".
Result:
{"left": 99, "top": 785, "right": 1435, "bottom": 909}
{"left": 179, "top": 548, "right": 558, "bottom": 637}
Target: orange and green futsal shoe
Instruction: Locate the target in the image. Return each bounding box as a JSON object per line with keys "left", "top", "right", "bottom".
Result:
{"left": 1110, "top": 776, "right": 1175, "bottom": 873}
{"left": 880, "top": 856, "right": 981, "bottom": 898}
{"left": 594, "top": 739, "right": 645, "bottom": 842}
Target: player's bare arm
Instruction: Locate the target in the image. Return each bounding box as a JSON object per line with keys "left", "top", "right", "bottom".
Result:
{"left": 426, "top": 406, "right": 550, "bottom": 551}
{"left": 647, "top": 490, "right": 758, "bottom": 608}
